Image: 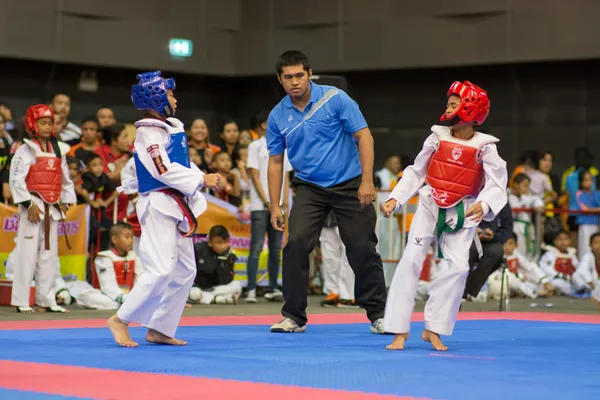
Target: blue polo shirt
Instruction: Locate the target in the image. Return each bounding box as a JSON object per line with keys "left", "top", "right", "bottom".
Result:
{"left": 266, "top": 82, "right": 367, "bottom": 188}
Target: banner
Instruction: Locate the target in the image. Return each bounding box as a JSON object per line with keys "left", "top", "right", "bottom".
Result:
{"left": 196, "top": 195, "right": 283, "bottom": 287}
{"left": 0, "top": 195, "right": 280, "bottom": 287}
{"left": 0, "top": 204, "right": 89, "bottom": 280}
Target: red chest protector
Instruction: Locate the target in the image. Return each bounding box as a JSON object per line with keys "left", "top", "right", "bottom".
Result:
{"left": 506, "top": 255, "right": 520, "bottom": 274}
{"left": 425, "top": 128, "right": 498, "bottom": 208}
{"left": 554, "top": 256, "right": 575, "bottom": 276}
{"left": 24, "top": 140, "right": 62, "bottom": 204}
{"left": 92, "top": 249, "right": 137, "bottom": 290}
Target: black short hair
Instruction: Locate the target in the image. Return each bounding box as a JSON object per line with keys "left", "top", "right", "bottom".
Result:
{"left": 213, "top": 150, "right": 231, "bottom": 161}
{"left": 507, "top": 232, "right": 518, "bottom": 243}
{"left": 81, "top": 116, "right": 99, "bottom": 126}
{"left": 590, "top": 232, "right": 600, "bottom": 246}
{"left": 100, "top": 123, "right": 126, "bottom": 145}
{"left": 543, "top": 229, "right": 568, "bottom": 245}
{"left": 276, "top": 50, "right": 311, "bottom": 75}
{"left": 85, "top": 152, "right": 102, "bottom": 166}
{"left": 110, "top": 222, "right": 133, "bottom": 238}
{"left": 513, "top": 173, "right": 531, "bottom": 186}
{"left": 209, "top": 225, "right": 230, "bottom": 240}
{"left": 66, "top": 155, "right": 79, "bottom": 166}
{"left": 250, "top": 110, "right": 269, "bottom": 130}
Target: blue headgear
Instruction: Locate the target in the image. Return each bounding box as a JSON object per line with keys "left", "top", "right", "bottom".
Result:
{"left": 131, "top": 71, "right": 176, "bottom": 117}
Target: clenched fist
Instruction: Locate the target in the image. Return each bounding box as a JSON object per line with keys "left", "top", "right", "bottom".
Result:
{"left": 204, "top": 174, "right": 222, "bottom": 191}
{"left": 381, "top": 199, "right": 397, "bottom": 218}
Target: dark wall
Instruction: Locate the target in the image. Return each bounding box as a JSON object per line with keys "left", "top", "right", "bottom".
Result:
{"left": 1, "top": 57, "right": 598, "bottom": 177}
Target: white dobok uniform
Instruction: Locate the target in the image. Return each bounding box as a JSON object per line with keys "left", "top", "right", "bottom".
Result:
{"left": 508, "top": 193, "right": 544, "bottom": 260}
{"left": 383, "top": 126, "right": 508, "bottom": 336}
{"left": 539, "top": 245, "right": 579, "bottom": 296}
{"left": 117, "top": 118, "right": 207, "bottom": 338}
{"left": 572, "top": 251, "right": 599, "bottom": 294}
{"left": 487, "top": 250, "right": 548, "bottom": 299}
{"left": 320, "top": 226, "right": 355, "bottom": 300}
{"left": 8, "top": 138, "right": 75, "bottom": 308}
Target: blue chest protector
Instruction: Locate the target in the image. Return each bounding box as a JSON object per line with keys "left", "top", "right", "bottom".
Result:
{"left": 134, "top": 130, "right": 191, "bottom": 194}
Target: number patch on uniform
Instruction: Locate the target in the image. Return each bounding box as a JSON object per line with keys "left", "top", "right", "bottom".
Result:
{"left": 147, "top": 144, "right": 168, "bottom": 175}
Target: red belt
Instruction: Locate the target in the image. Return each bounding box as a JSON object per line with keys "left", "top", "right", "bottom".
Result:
{"left": 159, "top": 189, "right": 198, "bottom": 237}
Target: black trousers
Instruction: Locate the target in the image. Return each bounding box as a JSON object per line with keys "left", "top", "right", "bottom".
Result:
{"left": 464, "top": 240, "right": 504, "bottom": 297}
{"left": 281, "top": 176, "right": 387, "bottom": 326}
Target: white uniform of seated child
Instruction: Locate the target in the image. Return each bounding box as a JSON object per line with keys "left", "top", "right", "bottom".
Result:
{"left": 539, "top": 230, "right": 579, "bottom": 296}
{"left": 488, "top": 233, "right": 553, "bottom": 299}
{"left": 88, "top": 222, "right": 142, "bottom": 308}
{"left": 572, "top": 232, "right": 600, "bottom": 298}
{"left": 188, "top": 225, "right": 242, "bottom": 305}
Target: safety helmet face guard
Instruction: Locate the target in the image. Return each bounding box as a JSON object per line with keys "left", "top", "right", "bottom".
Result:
{"left": 25, "top": 104, "right": 55, "bottom": 137}
{"left": 131, "top": 71, "right": 176, "bottom": 117}
{"left": 440, "top": 81, "right": 490, "bottom": 127}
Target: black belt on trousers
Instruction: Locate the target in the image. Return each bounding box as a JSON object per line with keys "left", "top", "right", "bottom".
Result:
{"left": 159, "top": 188, "right": 198, "bottom": 237}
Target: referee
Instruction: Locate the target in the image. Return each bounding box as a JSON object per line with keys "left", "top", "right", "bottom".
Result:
{"left": 266, "top": 50, "right": 387, "bottom": 333}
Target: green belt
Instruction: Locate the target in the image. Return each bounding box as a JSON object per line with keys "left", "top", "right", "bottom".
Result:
{"left": 514, "top": 219, "right": 533, "bottom": 256}
{"left": 436, "top": 201, "right": 465, "bottom": 258}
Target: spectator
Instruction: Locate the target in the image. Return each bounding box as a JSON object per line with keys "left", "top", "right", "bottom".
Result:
{"left": 539, "top": 230, "right": 579, "bottom": 296}
{"left": 0, "top": 102, "right": 16, "bottom": 136}
{"left": 574, "top": 170, "right": 600, "bottom": 257}
{"left": 66, "top": 156, "right": 85, "bottom": 204}
{"left": 572, "top": 232, "right": 600, "bottom": 295}
{"left": 0, "top": 114, "right": 10, "bottom": 204}
{"left": 509, "top": 150, "right": 536, "bottom": 190}
{"left": 211, "top": 151, "right": 241, "bottom": 206}
{"left": 464, "top": 200, "right": 513, "bottom": 300}
{"left": 0, "top": 110, "right": 14, "bottom": 145}
{"left": 239, "top": 129, "right": 253, "bottom": 147}
{"left": 96, "top": 107, "right": 116, "bottom": 128}
{"left": 96, "top": 124, "right": 131, "bottom": 221}
{"left": 189, "top": 147, "right": 202, "bottom": 167}
{"left": 51, "top": 93, "right": 81, "bottom": 146}
{"left": 245, "top": 110, "right": 292, "bottom": 302}
{"left": 487, "top": 233, "right": 553, "bottom": 299}
{"left": 564, "top": 148, "right": 598, "bottom": 234}
{"left": 509, "top": 173, "right": 545, "bottom": 259}
{"left": 189, "top": 225, "right": 242, "bottom": 305}
{"left": 67, "top": 117, "right": 100, "bottom": 164}
{"left": 187, "top": 118, "right": 220, "bottom": 172}
{"left": 220, "top": 120, "right": 240, "bottom": 165}
{"left": 232, "top": 146, "right": 250, "bottom": 213}
{"left": 82, "top": 153, "right": 117, "bottom": 251}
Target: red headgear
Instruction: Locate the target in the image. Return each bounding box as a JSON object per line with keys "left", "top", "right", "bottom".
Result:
{"left": 440, "top": 81, "right": 490, "bottom": 126}
{"left": 25, "top": 104, "right": 55, "bottom": 136}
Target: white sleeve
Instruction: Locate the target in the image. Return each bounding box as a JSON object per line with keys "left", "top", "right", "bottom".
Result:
{"left": 60, "top": 155, "right": 76, "bottom": 204}
{"left": 246, "top": 142, "right": 259, "bottom": 171}
{"left": 94, "top": 256, "right": 124, "bottom": 302}
{"left": 516, "top": 251, "right": 547, "bottom": 284}
{"left": 135, "top": 125, "right": 205, "bottom": 197}
{"left": 386, "top": 133, "right": 437, "bottom": 209}
{"left": 120, "top": 158, "right": 138, "bottom": 195}
{"left": 134, "top": 256, "right": 143, "bottom": 284}
{"left": 538, "top": 252, "right": 557, "bottom": 280}
{"left": 9, "top": 147, "right": 32, "bottom": 205}
{"left": 573, "top": 252, "right": 595, "bottom": 285}
{"left": 476, "top": 143, "right": 509, "bottom": 221}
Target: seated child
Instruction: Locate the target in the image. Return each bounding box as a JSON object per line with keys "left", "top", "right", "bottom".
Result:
{"left": 94, "top": 222, "right": 142, "bottom": 305}
{"left": 488, "top": 233, "right": 553, "bottom": 299}
{"left": 572, "top": 232, "right": 600, "bottom": 295}
{"left": 188, "top": 225, "right": 242, "bottom": 305}
{"left": 539, "top": 230, "right": 578, "bottom": 296}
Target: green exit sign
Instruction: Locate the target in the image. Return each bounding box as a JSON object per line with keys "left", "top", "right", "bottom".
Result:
{"left": 169, "top": 39, "right": 193, "bottom": 57}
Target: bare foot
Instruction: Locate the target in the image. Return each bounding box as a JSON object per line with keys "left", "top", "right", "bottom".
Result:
{"left": 146, "top": 329, "right": 187, "bottom": 346}
{"left": 386, "top": 333, "right": 409, "bottom": 350}
{"left": 107, "top": 315, "right": 138, "bottom": 347}
{"left": 422, "top": 329, "right": 448, "bottom": 351}
{"left": 185, "top": 303, "right": 192, "bottom": 308}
